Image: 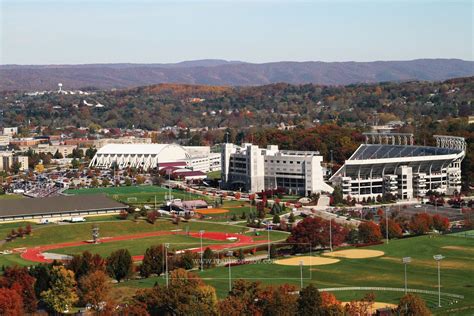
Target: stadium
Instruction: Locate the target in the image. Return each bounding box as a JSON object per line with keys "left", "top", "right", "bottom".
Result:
{"left": 330, "top": 133, "right": 466, "bottom": 201}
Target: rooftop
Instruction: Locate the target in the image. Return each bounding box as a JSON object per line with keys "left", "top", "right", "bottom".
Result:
{"left": 350, "top": 144, "right": 462, "bottom": 160}
{"left": 0, "top": 195, "right": 126, "bottom": 218}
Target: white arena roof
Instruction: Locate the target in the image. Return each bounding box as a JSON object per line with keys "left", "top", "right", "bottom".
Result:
{"left": 96, "top": 144, "right": 183, "bottom": 155}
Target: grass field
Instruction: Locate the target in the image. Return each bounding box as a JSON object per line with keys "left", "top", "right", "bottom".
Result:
{"left": 0, "top": 194, "right": 24, "bottom": 200}
{"left": 0, "top": 218, "right": 288, "bottom": 267}
{"left": 117, "top": 234, "right": 474, "bottom": 315}
{"left": 52, "top": 234, "right": 228, "bottom": 257}
{"left": 64, "top": 185, "right": 210, "bottom": 205}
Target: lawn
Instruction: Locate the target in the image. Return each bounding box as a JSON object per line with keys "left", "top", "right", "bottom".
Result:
{"left": 117, "top": 234, "right": 474, "bottom": 315}
{"left": 64, "top": 185, "right": 209, "bottom": 205}
{"left": 0, "top": 194, "right": 24, "bottom": 200}
{"left": 52, "top": 234, "right": 228, "bottom": 257}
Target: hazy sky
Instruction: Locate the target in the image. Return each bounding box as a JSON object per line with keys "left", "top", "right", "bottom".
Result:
{"left": 1, "top": 0, "right": 472, "bottom": 64}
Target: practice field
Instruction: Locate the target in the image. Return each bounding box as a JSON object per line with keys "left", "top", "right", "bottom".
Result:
{"left": 116, "top": 234, "right": 473, "bottom": 314}
{"left": 64, "top": 185, "right": 209, "bottom": 204}
{"left": 323, "top": 249, "right": 385, "bottom": 259}
{"left": 274, "top": 256, "right": 340, "bottom": 266}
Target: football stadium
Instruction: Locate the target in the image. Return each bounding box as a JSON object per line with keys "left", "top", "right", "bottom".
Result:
{"left": 330, "top": 133, "right": 466, "bottom": 201}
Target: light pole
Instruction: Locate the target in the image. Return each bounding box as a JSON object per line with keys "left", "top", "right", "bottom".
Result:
{"left": 433, "top": 254, "right": 445, "bottom": 307}
{"left": 165, "top": 243, "right": 170, "bottom": 288}
{"left": 329, "top": 217, "right": 333, "bottom": 252}
{"left": 385, "top": 207, "right": 390, "bottom": 244}
{"left": 402, "top": 257, "right": 411, "bottom": 294}
{"left": 227, "top": 251, "right": 233, "bottom": 292}
{"left": 199, "top": 230, "right": 205, "bottom": 272}
{"left": 299, "top": 260, "right": 304, "bottom": 289}
{"left": 267, "top": 226, "right": 271, "bottom": 259}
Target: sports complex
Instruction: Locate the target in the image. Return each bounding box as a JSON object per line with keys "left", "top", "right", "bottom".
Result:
{"left": 0, "top": 185, "right": 473, "bottom": 315}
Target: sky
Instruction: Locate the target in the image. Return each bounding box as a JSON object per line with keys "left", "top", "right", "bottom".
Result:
{"left": 0, "top": 0, "right": 472, "bottom": 64}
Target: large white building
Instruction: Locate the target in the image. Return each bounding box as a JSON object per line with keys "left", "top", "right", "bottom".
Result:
{"left": 330, "top": 133, "right": 466, "bottom": 201}
{"left": 89, "top": 143, "right": 220, "bottom": 173}
{"left": 221, "top": 143, "right": 333, "bottom": 195}
{"left": 0, "top": 152, "right": 29, "bottom": 171}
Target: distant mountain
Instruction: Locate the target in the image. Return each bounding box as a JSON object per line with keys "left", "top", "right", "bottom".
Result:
{"left": 0, "top": 59, "right": 473, "bottom": 91}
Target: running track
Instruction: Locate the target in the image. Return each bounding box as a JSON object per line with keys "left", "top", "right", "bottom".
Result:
{"left": 19, "top": 231, "right": 267, "bottom": 263}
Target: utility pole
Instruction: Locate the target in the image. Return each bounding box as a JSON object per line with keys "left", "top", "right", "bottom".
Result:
{"left": 329, "top": 217, "right": 333, "bottom": 252}
{"left": 386, "top": 207, "right": 390, "bottom": 244}
{"left": 433, "top": 255, "right": 445, "bottom": 307}
{"left": 402, "top": 257, "right": 411, "bottom": 294}
{"left": 165, "top": 243, "right": 170, "bottom": 288}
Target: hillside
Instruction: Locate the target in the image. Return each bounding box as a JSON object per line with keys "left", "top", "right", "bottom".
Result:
{"left": 1, "top": 59, "right": 473, "bottom": 91}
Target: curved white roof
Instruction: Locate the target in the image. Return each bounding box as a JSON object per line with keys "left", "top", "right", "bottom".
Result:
{"left": 96, "top": 143, "right": 184, "bottom": 155}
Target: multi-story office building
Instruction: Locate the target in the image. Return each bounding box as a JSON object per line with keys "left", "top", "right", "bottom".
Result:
{"left": 330, "top": 133, "right": 466, "bottom": 201}
{"left": 221, "top": 143, "right": 333, "bottom": 195}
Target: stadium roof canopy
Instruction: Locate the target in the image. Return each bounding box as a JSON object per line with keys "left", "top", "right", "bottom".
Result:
{"left": 350, "top": 144, "right": 462, "bottom": 160}
{"left": 95, "top": 144, "right": 190, "bottom": 157}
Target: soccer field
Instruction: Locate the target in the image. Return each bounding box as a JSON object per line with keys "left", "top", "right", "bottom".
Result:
{"left": 64, "top": 185, "right": 210, "bottom": 204}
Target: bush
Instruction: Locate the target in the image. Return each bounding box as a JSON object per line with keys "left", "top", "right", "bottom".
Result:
{"left": 118, "top": 210, "right": 129, "bottom": 220}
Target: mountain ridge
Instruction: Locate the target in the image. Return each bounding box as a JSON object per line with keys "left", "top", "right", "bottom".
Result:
{"left": 1, "top": 58, "right": 473, "bottom": 91}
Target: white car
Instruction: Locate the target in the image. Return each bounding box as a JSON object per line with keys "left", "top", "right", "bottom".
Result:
{"left": 414, "top": 204, "right": 422, "bottom": 208}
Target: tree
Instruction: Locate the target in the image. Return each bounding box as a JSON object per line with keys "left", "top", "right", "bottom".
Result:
{"left": 287, "top": 217, "right": 348, "bottom": 252}
{"left": 34, "top": 164, "right": 45, "bottom": 173}
{"left": 269, "top": 244, "right": 277, "bottom": 259}
{"left": 134, "top": 269, "right": 218, "bottom": 315}
{"left": 202, "top": 247, "right": 215, "bottom": 269}
{"left": 257, "top": 201, "right": 266, "bottom": 219}
{"left": 53, "top": 150, "right": 63, "bottom": 159}
{"left": 25, "top": 224, "right": 32, "bottom": 235}
{"left": 265, "top": 284, "right": 298, "bottom": 316}
{"left": 432, "top": 214, "right": 450, "bottom": 233}
{"left": 410, "top": 213, "right": 433, "bottom": 235}
{"left": 41, "top": 266, "right": 78, "bottom": 313}
{"left": 119, "top": 210, "right": 129, "bottom": 220}
{"left": 288, "top": 212, "right": 296, "bottom": 223}
{"left": 0, "top": 287, "right": 23, "bottom": 316}
{"left": 71, "top": 158, "right": 80, "bottom": 169}
{"left": 297, "top": 284, "right": 324, "bottom": 315}
{"left": 147, "top": 210, "right": 159, "bottom": 224}
{"left": 66, "top": 251, "right": 106, "bottom": 281}
{"left": 0, "top": 266, "right": 37, "bottom": 312}
{"left": 272, "top": 214, "right": 281, "bottom": 224}
{"left": 78, "top": 270, "right": 111, "bottom": 309}
{"left": 397, "top": 293, "right": 431, "bottom": 316}
{"left": 358, "top": 221, "right": 382, "bottom": 243}
{"left": 139, "top": 245, "right": 164, "bottom": 278}
{"left": 331, "top": 186, "right": 344, "bottom": 205}
{"left": 106, "top": 249, "right": 133, "bottom": 282}
{"left": 180, "top": 251, "right": 196, "bottom": 270}
{"left": 380, "top": 217, "right": 403, "bottom": 239}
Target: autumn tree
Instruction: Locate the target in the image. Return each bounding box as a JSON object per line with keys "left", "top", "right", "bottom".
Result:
{"left": 41, "top": 266, "right": 78, "bottom": 313}
{"left": 432, "top": 214, "right": 450, "bottom": 233}
{"left": 202, "top": 247, "right": 216, "bottom": 269}
{"left": 0, "top": 266, "right": 37, "bottom": 312}
{"left": 358, "top": 221, "right": 382, "bottom": 243}
{"left": 78, "top": 270, "right": 111, "bottom": 309}
{"left": 134, "top": 269, "right": 218, "bottom": 315}
{"left": 287, "top": 217, "right": 348, "bottom": 252}
{"left": 139, "top": 245, "right": 164, "bottom": 277}
{"left": 0, "top": 287, "right": 23, "bottom": 316}
{"left": 380, "top": 217, "right": 403, "bottom": 239}
{"left": 397, "top": 293, "right": 431, "bottom": 316}
{"left": 106, "top": 249, "right": 133, "bottom": 282}
{"left": 264, "top": 284, "right": 299, "bottom": 316}
{"left": 409, "top": 213, "right": 433, "bottom": 235}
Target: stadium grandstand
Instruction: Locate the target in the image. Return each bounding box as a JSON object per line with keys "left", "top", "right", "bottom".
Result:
{"left": 330, "top": 133, "right": 466, "bottom": 201}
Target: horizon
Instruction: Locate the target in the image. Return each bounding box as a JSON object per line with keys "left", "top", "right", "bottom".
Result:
{"left": 1, "top": 0, "right": 472, "bottom": 65}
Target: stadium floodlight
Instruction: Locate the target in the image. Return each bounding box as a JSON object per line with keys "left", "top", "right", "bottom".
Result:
{"left": 402, "top": 257, "right": 411, "bottom": 294}
{"left": 199, "top": 230, "right": 205, "bottom": 272}
{"left": 433, "top": 255, "right": 445, "bottom": 307}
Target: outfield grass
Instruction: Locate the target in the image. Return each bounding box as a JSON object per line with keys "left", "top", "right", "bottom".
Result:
{"left": 117, "top": 234, "right": 474, "bottom": 315}
{"left": 65, "top": 185, "right": 209, "bottom": 205}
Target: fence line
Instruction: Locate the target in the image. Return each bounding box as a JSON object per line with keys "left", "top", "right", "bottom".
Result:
{"left": 320, "top": 286, "right": 464, "bottom": 299}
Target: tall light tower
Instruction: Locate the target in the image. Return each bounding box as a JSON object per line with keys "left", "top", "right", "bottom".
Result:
{"left": 402, "top": 257, "right": 411, "bottom": 294}
{"left": 433, "top": 254, "right": 445, "bottom": 307}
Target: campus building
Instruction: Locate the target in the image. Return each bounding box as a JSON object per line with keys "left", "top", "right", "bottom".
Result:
{"left": 221, "top": 143, "right": 333, "bottom": 195}
{"left": 330, "top": 133, "right": 466, "bottom": 201}
{"left": 0, "top": 152, "right": 29, "bottom": 171}
{"left": 89, "top": 143, "right": 220, "bottom": 173}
